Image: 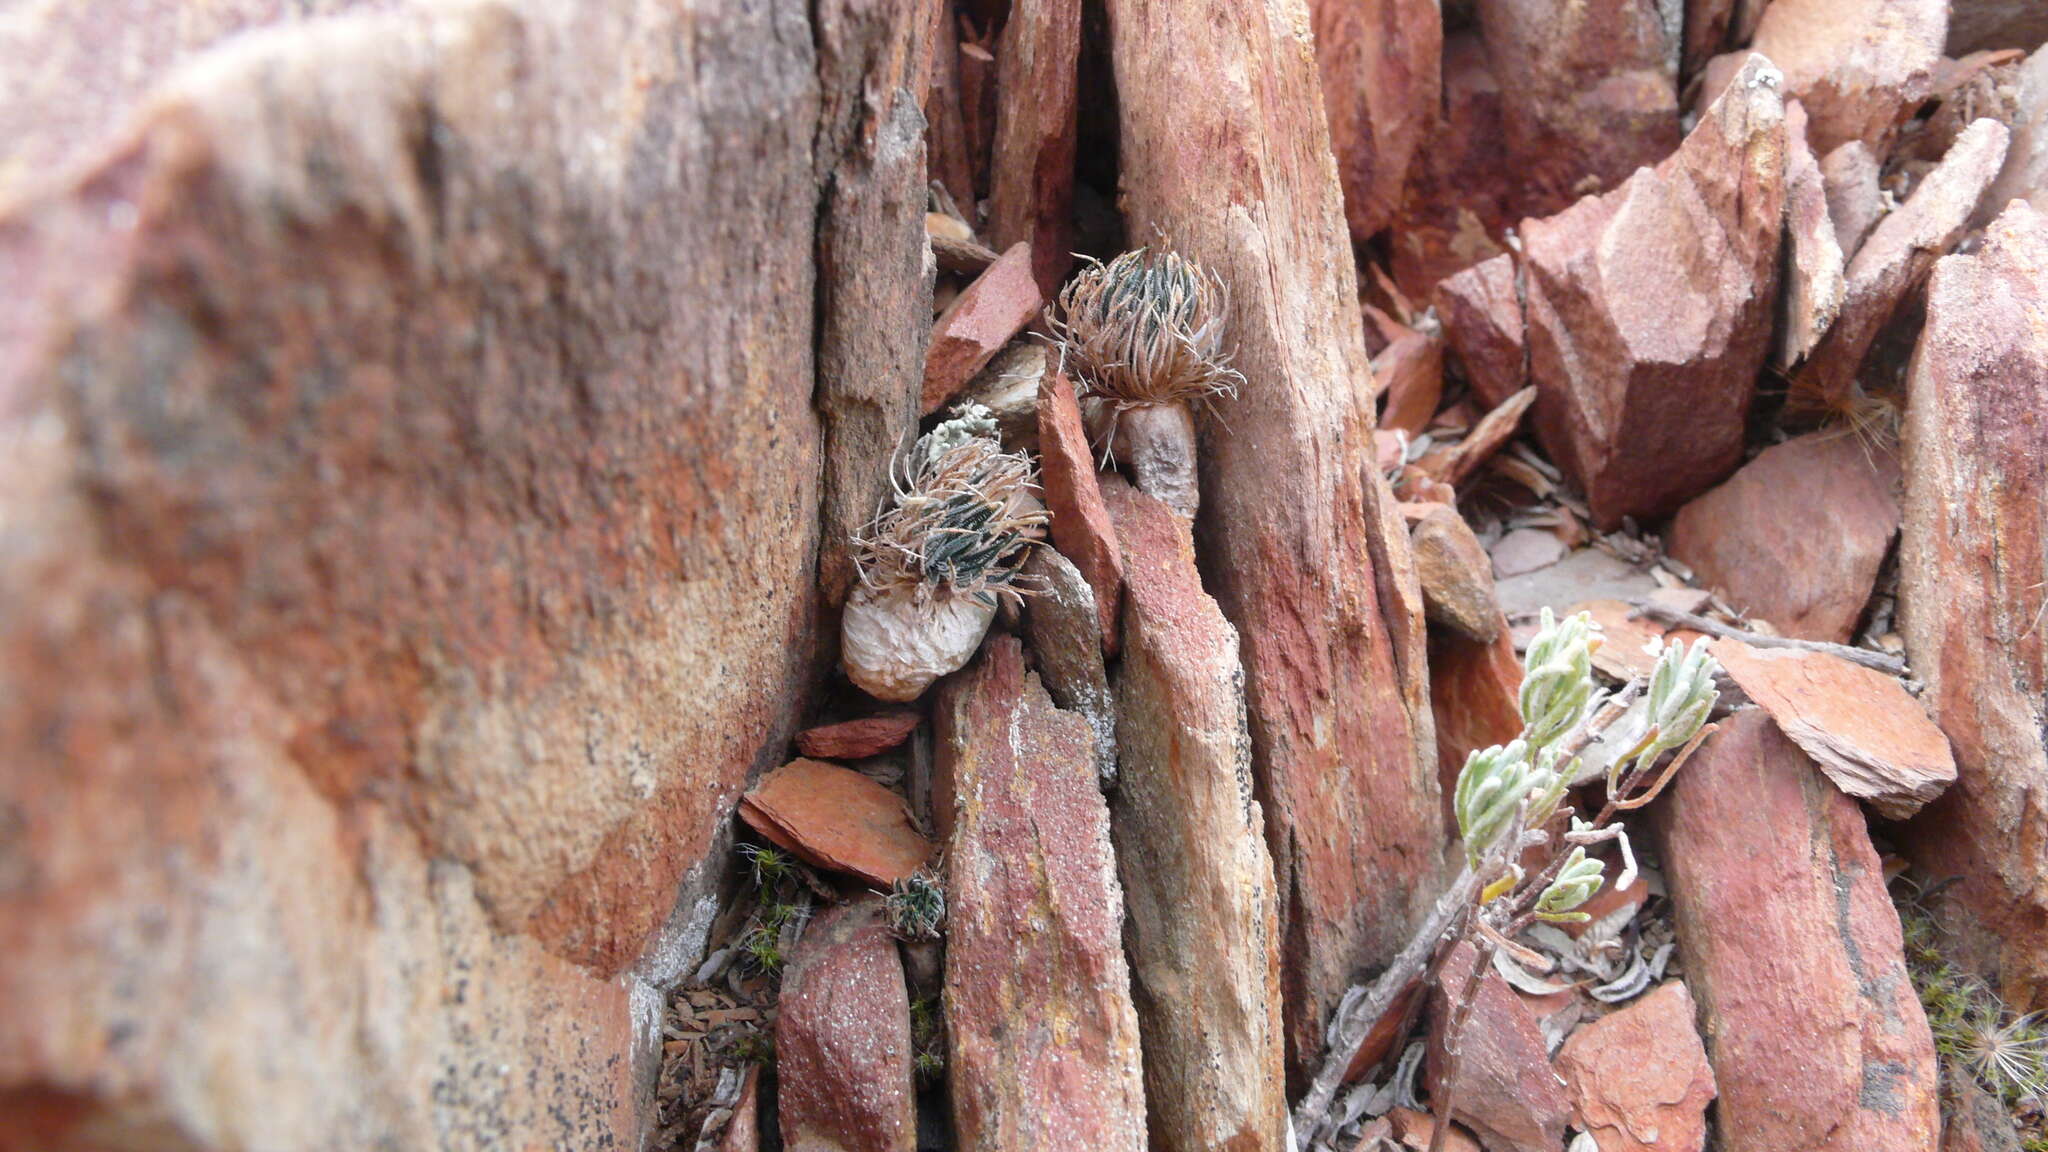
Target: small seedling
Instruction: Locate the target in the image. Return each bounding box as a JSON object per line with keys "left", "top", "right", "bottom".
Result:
{"left": 885, "top": 869, "right": 946, "bottom": 941}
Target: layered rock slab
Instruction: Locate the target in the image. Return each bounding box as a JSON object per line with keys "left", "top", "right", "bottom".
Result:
{"left": 1310, "top": 0, "right": 1443, "bottom": 241}
{"left": 932, "top": 637, "right": 1146, "bottom": 1148}
{"left": 1107, "top": 0, "right": 1441, "bottom": 1073}
{"left": 1520, "top": 56, "right": 1787, "bottom": 527}
{"left": 1653, "top": 710, "right": 1940, "bottom": 1152}
{"left": 777, "top": 898, "right": 917, "bottom": 1152}
{"left": 1899, "top": 202, "right": 2048, "bottom": 1007}
{"left": 1102, "top": 478, "right": 1287, "bottom": 1152}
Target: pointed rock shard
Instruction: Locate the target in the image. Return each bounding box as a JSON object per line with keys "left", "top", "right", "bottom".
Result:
{"left": 740, "top": 759, "right": 935, "bottom": 887}
{"left": 1750, "top": 0, "right": 1947, "bottom": 155}
{"left": 1821, "top": 139, "right": 1886, "bottom": 258}
{"left": 1778, "top": 100, "right": 1848, "bottom": 368}
{"left": 1555, "top": 981, "right": 1716, "bottom": 1152}
{"left": 1426, "top": 942, "right": 1573, "bottom": 1152}
{"left": 1410, "top": 504, "right": 1503, "bottom": 642}
{"left": 1899, "top": 202, "right": 2048, "bottom": 1006}
{"left": 1654, "top": 710, "right": 1940, "bottom": 1152}
{"left": 1794, "top": 118, "right": 2010, "bottom": 410}
{"left": 1982, "top": 46, "right": 2048, "bottom": 222}
{"left": 795, "top": 711, "right": 922, "bottom": 760}
{"left": 1106, "top": 0, "right": 1441, "bottom": 1073}
{"left": 777, "top": 898, "right": 917, "bottom": 1152}
{"left": 1310, "top": 0, "right": 1444, "bottom": 241}
{"left": 923, "top": 242, "right": 1042, "bottom": 414}
{"left": 1667, "top": 432, "right": 1901, "bottom": 644}
{"left": 1036, "top": 371, "right": 1124, "bottom": 653}
{"left": 1520, "top": 55, "right": 1787, "bottom": 528}
{"left": 1434, "top": 253, "right": 1527, "bottom": 410}
{"left": 1020, "top": 547, "right": 1118, "bottom": 788}
{"left": 1101, "top": 478, "right": 1288, "bottom": 1152}
{"left": 933, "top": 637, "right": 1147, "bottom": 1148}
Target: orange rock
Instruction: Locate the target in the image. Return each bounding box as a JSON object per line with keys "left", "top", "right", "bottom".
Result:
{"left": 1668, "top": 433, "right": 1901, "bottom": 645}
{"left": 1777, "top": 100, "right": 1848, "bottom": 369}
{"left": 1387, "top": 1106, "right": 1481, "bottom": 1152}
{"left": 1430, "top": 626, "right": 1525, "bottom": 834}
{"left": 1712, "top": 640, "right": 1956, "bottom": 819}
{"left": 1310, "top": 0, "right": 1443, "bottom": 242}
{"left": 740, "top": 759, "right": 934, "bottom": 887}
{"left": 1554, "top": 982, "right": 1716, "bottom": 1152}
{"left": 1037, "top": 372, "right": 1124, "bottom": 655}
{"left": 1412, "top": 505, "right": 1502, "bottom": 643}
{"left": 922, "top": 242, "right": 1041, "bottom": 414}
{"left": 795, "top": 711, "right": 922, "bottom": 760}
{"left": 1376, "top": 323, "right": 1446, "bottom": 437}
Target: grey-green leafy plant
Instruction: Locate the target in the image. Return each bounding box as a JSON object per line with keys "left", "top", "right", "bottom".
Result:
{"left": 885, "top": 869, "right": 946, "bottom": 941}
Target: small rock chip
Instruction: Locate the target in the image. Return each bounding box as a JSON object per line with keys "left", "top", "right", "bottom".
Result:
{"left": 1386, "top": 1107, "right": 1481, "bottom": 1152}
{"left": 739, "top": 759, "right": 934, "bottom": 887}
{"left": 1490, "top": 527, "right": 1568, "bottom": 579}
{"left": 1554, "top": 981, "right": 1717, "bottom": 1152}
{"left": 1426, "top": 941, "right": 1572, "bottom": 1152}
{"left": 794, "top": 711, "right": 922, "bottom": 760}
{"left": 1376, "top": 324, "right": 1445, "bottom": 437}
{"left": 1412, "top": 505, "right": 1503, "bottom": 642}
{"left": 923, "top": 242, "right": 1041, "bottom": 414}
{"left": 1711, "top": 639, "right": 1957, "bottom": 819}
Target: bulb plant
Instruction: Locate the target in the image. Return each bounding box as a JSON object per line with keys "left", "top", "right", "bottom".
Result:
{"left": 1046, "top": 248, "right": 1241, "bottom": 518}
{"left": 841, "top": 404, "right": 1048, "bottom": 701}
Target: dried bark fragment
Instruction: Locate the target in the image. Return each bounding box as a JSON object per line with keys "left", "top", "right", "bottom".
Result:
{"left": 1106, "top": 0, "right": 1441, "bottom": 1073}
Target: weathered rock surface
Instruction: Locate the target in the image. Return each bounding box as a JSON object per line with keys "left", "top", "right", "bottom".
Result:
{"left": 1376, "top": 323, "right": 1446, "bottom": 437}
{"left": 1751, "top": 0, "right": 1947, "bottom": 155}
{"left": 1942, "top": 1069, "right": 2028, "bottom": 1152}
{"left": 1553, "top": 981, "right": 1717, "bottom": 1152}
{"left": 1431, "top": 386, "right": 1536, "bottom": 489}
{"left": 1311, "top": 0, "right": 1442, "bottom": 241}
{"left": 1949, "top": 0, "right": 2048, "bottom": 55}
{"left": 1795, "top": 117, "right": 2010, "bottom": 409}
{"left": 1778, "top": 100, "right": 1849, "bottom": 367}
{"left": 1821, "top": 139, "right": 1887, "bottom": 258}
{"left": 923, "top": 242, "right": 1042, "bottom": 414}
{"left": 1021, "top": 548, "right": 1118, "bottom": 788}
{"left": 0, "top": 0, "right": 828, "bottom": 1145}
{"left": 797, "top": 712, "right": 922, "bottom": 760}
{"left": 1387, "top": 1107, "right": 1481, "bottom": 1152}
{"left": 1102, "top": 478, "right": 1287, "bottom": 1152}
{"left": 1389, "top": 34, "right": 1519, "bottom": 295}
{"left": 1435, "top": 253, "right": 1527, "bottom": 410}
{"left": 1900, "top": 202, "right": 2048, "bottom": 1006}
{"left": 1667, "top": 432, "right": 1901, "bottom": 644}
{"left": 988, "top": 0, "right": 1079, "bottom": 298}
{"left": 1426, "top": 942, "right": 1573, "bottom": 1152}
{"left": 1520, "top": 56, "right": 1787, "bottom": 527}
{"left": 777, "top": 898, "right": 917, "bottom": 1152}
{"left": 933, "top": 637, "right": 1147, "bottom": 1148}
{"left": 1109, "top": 0, "right": 1441, "bottom": 1073}
{"left": 1411, "top": 505, "right": 1503, "bottom": 643}
{"left": 1982, "top": 47, "right": 2048, "bottom": 222}
{"left": 1654, "top": 710, "right": 1941, "bottom": 1152}
{"left": 1429, "top": 626, "right": 1524, "bottom": 831}
{"left": 1038, "top": 372, "right": 1124, "bottom": 653}
{"left": 741, "top": 760, "right": 935, "bottom": 887}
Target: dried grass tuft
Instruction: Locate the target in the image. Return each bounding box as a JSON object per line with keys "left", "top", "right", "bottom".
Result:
{"left": 1047, "top": 248, "right": 1243, "bottom": 408}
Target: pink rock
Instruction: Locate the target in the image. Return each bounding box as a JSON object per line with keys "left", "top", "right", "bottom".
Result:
{"left": 1520, "top": 56, "right": 1786, "bottom": 528}
{"left": 1311, "top": 0, "right": 1444, "bottom": 241}
{"left": 1899, "top": 202, "right": 2048, "bottom": 1007}
{"left": 1435, "top": 253, "right": 1527, "bottom": 410}
{"left": 739, "top": 759, "right": 934, "bottom": 888}
{"left": 922, "top": 242, "right": 1042, "bottom": 414}
{"left": 777, "top": 898, "right": 916, "bottom": 1152}
{"left": 1433, "top": 386, "right": 1535, "bottom": 488}
{"left": 1554, "top": 982, "right": 1717, "bottom": 1152}
{"left": 795, "top": 711, "right": 922, "bottom": 760}
{"left": 1777, "top": 100, "right": 1848, "bottom": 368}
{"left": 1037, "top": 372, "right": 1125, "bottom": 654}
{"left": 1653, "top": 710, "right": 1940, "bottom": 1152}
{"left": 1667, "top": 432, "right": 1901, "bottom": 644}
{"left": 1794, "top": 118, "right": 2010, "bottom": 411}
{"left": 1411, "top": 505, "right": 1502, "bottom": 642}
{"left": 1426, "top": 941, "right": 1573, "bottom": 1152}
{"left": 1821, "top": 139, "right": 1886, "bottom": 258}
{"left": 1981, "top": 46, "right": 2048, "bottom": 223}
{"left": 1102, "top": 478, "right": 1288, "bottom": 1151}
{"left": 1376, "top": 323, "right": 1446, "bottom": 437}
{"left": 933, "top": 637, "right": 1147, "bottom": 1148}
{"left": 1490, "top": 527, "right": 1567, "bottom": 578}
{"left": 1751, "top": 0, "right": 1946, "bottom": 155}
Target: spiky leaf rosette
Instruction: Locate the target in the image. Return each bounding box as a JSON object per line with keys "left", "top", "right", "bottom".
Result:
{"left": 853, "top": 405, "right": 1049, "bottom": 610}
{"left": 1048, "top": 248, "right": 1243, "bottom": 408}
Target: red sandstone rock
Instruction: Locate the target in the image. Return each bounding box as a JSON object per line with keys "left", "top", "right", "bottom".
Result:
{"left": 1948, "top": 0, "right": 2048, "bottom": 56}
{"left": 740, "top": 760, "right": 934, "bottom": 888}
{"left": 1435, "top": 386, "right": 1536, "bottom": 488}
{"left": 1311, "top": 0, "right": 1443, "bottom": 241}
{"left": 1430, "top": 627, "right": 1525, "bottom": 830}
{"left": 1653, "top": 710, "right": 1940, "bottom": 1152}
{"left": 1778, "top": 101, "right": 1849, "bottom": 368}
{"left": 1554, "top": 982, "right": 1717, "bottom": 1152}
{"left": 922, "top": 243, "right": 1042, "bottom": 414}
{"left": 1982, "top": 47, "right": 2048, "bottom": 222}
{"left": 1109, "top": 0, "right": 1441, "bottom": 1074}
{"left": 1376, "top": 323, "right": 1446, "bottom": 437}
{"left": 1821, "top": 139, "right": 1886, "bottom": 258}
{"left": 1942, "top": 1071, "right": 2028, "bottom": 1152}
{"left": 933, "top": 638, "right": 1147, "bottom": 1148}
{"left": 1520, "top": 56, "right": 1787, "bottom": 528}
{"left": 1426, "top": 942, "right": 1573, "bottom": 1152}
{"left": 795, "top": 712, "right": 922, "bottom": 760}
{"left": 777, "top": 898, "right": 916, "bottom": 1152}
{"left": 1102, "top": 479, "right": 1288, "bottom": 1152}
{"left": 1667, "top": 433, "right": 1901, "bottom": 644}
{"left": 1389, "top": 35, "right": 1518, "bottom": 295}
{"left": 1900, "top": 202, "right": 2048, "bottom": 1007}
{"left": 1411, "top": 505, "right": 1502, "bottom": 643}
{"left": 1751, "top": 0, "right": 1947, "bottom": 155}
{"left": 1037, "top": 372, "right": 1124, "bottom": 653}
{"left": 719, "top": 1067, "right": 762, "bottom": 1152}
{"left": 1435, "top": 253, "right": 1527, "bottom": 410}
{"left": 1795, "top": 118, "right": 2010, "bottom": 409}
{"left": 1021, "top": 547, "right": 1117, "bottom": 786}
{"left": 988, "top": 0, "right": 1080, "bottom": 298}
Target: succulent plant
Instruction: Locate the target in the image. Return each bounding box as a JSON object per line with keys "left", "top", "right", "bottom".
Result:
{"left": 885, "top": 869, "right": 946, "bottom": 942}
{"left": 841, "top": 406, "right": 1048, "bottom": 701}
{"left": 1534, "top": 847, "right": 1606, "bottom": 923}
{"left": 1519, "top": 608, "right": 1603, "bottom": 755}
{"left": 1047, "top": 248, "right": 1241, "bottom": 518}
